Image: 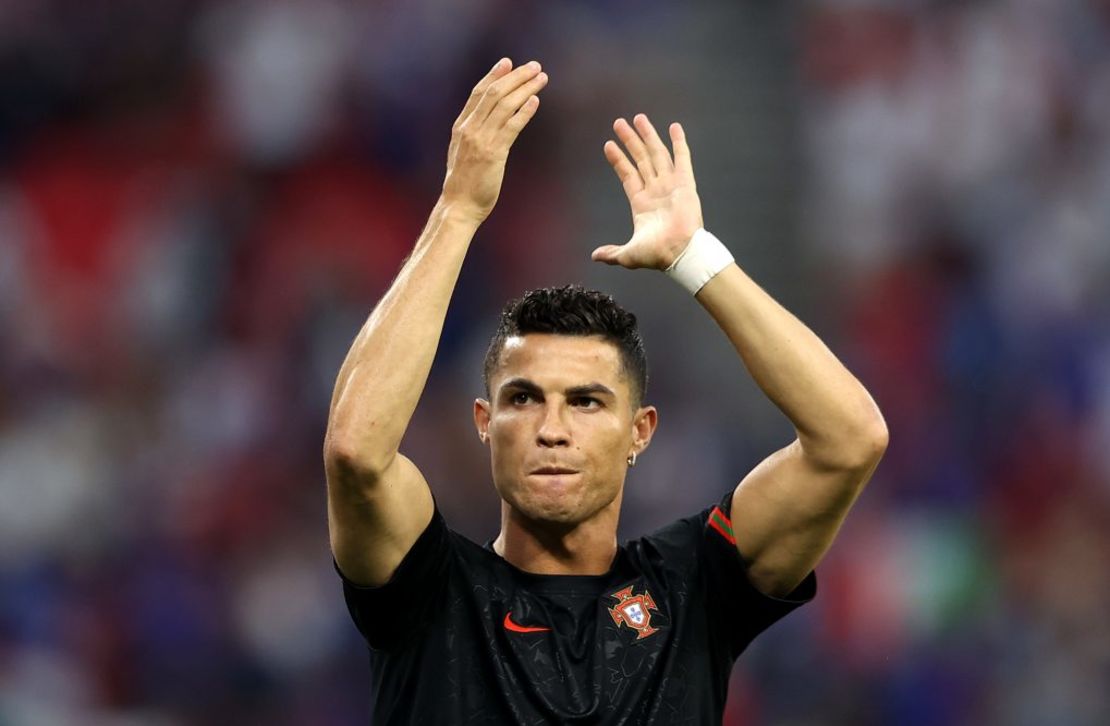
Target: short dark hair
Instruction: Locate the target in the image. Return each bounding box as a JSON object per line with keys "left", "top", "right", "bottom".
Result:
{"left": 482, "top": 285, "right": 648, "bottom": 406}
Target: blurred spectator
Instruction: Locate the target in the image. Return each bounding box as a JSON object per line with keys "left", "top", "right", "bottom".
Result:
{"left": 1, "top": 1, "right": 1108, "bottom": 723}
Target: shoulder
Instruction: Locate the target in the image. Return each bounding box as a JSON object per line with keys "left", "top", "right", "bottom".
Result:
{"left": 336, "top": 505, "right": 502, "bottom": 651}
{"left": 622, "top": 504, "right": 716, "bottom": 575}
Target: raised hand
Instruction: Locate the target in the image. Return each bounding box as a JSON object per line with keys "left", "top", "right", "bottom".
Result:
{"left": 441, "top": 58, "right": 549, "bottom": 225}
{"left": 592, "top": 114, "right": 705, "bottom": 270}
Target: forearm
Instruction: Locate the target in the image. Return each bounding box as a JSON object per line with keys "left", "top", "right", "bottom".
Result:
{"left": 325, "top": 198, "right": 480, "bottom": 474}
{"left": 695, "top": 262, "right": 887, "bottom": 469}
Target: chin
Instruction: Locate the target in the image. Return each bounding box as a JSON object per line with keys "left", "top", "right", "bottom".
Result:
{"left": 495, "top": 481, "right": 573, "bottom": 524}
{"left": 501, "top": 478, "right": 614, "bottom": 528}
{"left": 515, "top": 493, "right": 584, "bottom": 526}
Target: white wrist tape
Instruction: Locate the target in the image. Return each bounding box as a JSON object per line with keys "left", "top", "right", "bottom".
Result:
{"left": 664, "top": 228, "right": 735, "bottom": 295}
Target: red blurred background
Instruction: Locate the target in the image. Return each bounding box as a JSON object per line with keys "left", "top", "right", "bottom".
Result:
{"left": 1, "top": 1, "right": 1108, "bottom": 723}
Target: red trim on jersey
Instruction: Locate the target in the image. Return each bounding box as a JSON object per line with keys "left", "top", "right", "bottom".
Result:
{"left": 708, "top": 506, "right": 736, "bottom": 545}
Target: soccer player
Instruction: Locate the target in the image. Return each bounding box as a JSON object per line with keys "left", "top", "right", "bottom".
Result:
{"left": 325, "top": 58, "right": 887, "bottom": 724}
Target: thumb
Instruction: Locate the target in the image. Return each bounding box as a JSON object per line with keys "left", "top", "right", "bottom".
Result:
{"left": 590, "top": 244, "right": 624, "bottom": 265}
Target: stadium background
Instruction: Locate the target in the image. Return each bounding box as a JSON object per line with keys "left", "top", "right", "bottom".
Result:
{"left": 1, "top": 0, "right": 1108, "bottom": 723}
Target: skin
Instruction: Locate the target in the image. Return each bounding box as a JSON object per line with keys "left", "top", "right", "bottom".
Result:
{"left": 324, "top": 59, "right": 549, "bottom": 587}
{"left": 595, "top": 113, "right": 888, "bottom": 596}
{"left": 325, "top": 58, "right": 887, "bottom": 598}
{"left": 474, "top": 334, "right": 657, "bottom": 575}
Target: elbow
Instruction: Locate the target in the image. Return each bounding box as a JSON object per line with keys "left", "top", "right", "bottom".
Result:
{"left": 857, "top": 416, "right": 889, "bottom": 467}
{"left": 837, "top": 392, "right": 889, "bottom": 470}
{"left": 804, "top": 412, "right": 889, "bottom": 473}
{"left": 322, "top": 431, "right": 394, "bottom": 490}
{"left": 843, "top": 414, "right": 889, "bottom": 471}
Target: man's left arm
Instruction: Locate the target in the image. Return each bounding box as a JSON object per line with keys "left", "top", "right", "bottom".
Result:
{"left": 694, "top": 261, "right": 887, "bottom": 598}
{"left": 595, "top": 113, "right": 887, "bottom": 599}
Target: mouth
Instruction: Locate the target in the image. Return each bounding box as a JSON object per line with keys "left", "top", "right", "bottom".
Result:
{"left": 530, "top": 467, "right": 579, "bottom": 476}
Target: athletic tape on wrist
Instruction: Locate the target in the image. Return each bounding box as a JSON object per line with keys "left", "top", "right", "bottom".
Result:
{"left": 664, "top": 228, "right": 735, "bottom": 295}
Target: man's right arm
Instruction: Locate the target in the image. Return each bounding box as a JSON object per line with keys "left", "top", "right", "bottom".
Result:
{"left": 324, "top": 58, "right": 548, "bottom": 586}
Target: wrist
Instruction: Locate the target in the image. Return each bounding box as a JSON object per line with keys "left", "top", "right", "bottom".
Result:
{"left": 664, "top": 228, "right": 735, "bottom": 295}
{"left": 435, "top": 196, "right": 487, "bottom": 228}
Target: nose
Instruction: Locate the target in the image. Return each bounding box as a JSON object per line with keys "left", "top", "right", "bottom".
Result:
{"left": 536, "top": 400, "right": 571, "bottom": 448}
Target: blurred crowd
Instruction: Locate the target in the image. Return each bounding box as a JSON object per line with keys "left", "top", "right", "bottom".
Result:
{"left": 788, "top": 1, "right": 1110, "bottom": 724}
{"left": 0, "top": 0, "right": 1107, "bottom": 724}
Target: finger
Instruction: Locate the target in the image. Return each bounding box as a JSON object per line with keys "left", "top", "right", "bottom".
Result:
{"left": 613, "top": 117, "right": 656, "bottom": 181}
{"left": 670, "top": 122, "right": 694, "bottom": 179}
{"left": 603, "top": 140, "right": 644, "bottom": 196}
{"left": 590, "top": 244, "right": 624, "bottom": 265}
{"left": 473, "top": 61, "right": 543, "bottom": 126}
{"left": 502, "top": 93, "right": 540, "bottom": 140}
{"left": 489, "top": 70, "right": 548, "bottom": 128}
{"left": 454, "top": 58, "right": 512, "bottom": 128}
{"left": 633, "top": 113, "right": 673, "bottom": 175}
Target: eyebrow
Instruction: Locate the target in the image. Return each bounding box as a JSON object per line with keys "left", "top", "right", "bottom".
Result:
{"left": 499, "top": 378, "right": 616, "bottom": 399}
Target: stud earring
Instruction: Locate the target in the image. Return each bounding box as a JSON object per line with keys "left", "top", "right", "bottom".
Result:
{"left": 626, "top": 451, "right": 637, "bottom": 467}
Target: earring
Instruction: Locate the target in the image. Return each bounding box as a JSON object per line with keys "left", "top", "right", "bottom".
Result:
{"left": 626, "top": 451, "right": 637, "bottom": 467}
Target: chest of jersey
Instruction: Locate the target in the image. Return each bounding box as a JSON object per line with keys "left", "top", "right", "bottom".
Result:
{"left": 349, "top": 506, "right": 813, "bottom": 725}
{"left": 413, "top": 558, "right": 718, "bottom": 725}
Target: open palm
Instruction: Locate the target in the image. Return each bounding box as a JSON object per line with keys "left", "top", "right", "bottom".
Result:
{"left": 592, "top": 114, "right": 704, "bottom": 270}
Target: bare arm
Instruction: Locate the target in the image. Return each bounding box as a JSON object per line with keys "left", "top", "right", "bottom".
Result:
{"left": 693, "top": 264, "right": 887, "bottom": 597}
{"left": 325, "top": 58, "right": 548, "bottom": 586}
{"left": 596, "top": 114, "right": 887, "bottom": 598}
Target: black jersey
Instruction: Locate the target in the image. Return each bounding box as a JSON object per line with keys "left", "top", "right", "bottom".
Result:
{"left": 336, "top": 489, "right": 816, "bottom": 725}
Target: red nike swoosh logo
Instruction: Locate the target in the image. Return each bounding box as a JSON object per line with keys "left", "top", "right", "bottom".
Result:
{"left": 503, "top": 611, "right": 551, "bottom": 633}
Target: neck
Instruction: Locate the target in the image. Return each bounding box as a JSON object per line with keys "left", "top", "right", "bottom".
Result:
{"left": 493, "top": 498, "right": 621, "bottom": 575}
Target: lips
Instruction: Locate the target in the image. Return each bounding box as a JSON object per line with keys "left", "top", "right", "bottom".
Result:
{"left": 530, "top": 467, "right": 578, "bottom": 475}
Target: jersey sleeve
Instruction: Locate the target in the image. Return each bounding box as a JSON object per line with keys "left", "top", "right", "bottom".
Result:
{"left": 701, "top": 488, "right": 817, "bottom": 659}
{"left": 333, "top": 503, "right": 452, "bottom": 652}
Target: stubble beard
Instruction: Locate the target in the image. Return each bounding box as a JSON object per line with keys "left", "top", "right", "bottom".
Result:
{"left": 500, "top": 472, "right": 621, "bottom": 532}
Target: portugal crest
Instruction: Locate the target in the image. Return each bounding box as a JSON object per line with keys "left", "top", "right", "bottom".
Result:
{"left": 608, "top": 585, "right": 661, "bottom": 640}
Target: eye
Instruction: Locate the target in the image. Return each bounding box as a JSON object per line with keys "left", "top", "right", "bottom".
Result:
{"left": 572, "top": 396, "right": 601, "bottom": 409}
{"left": 511, "top": 391, "right": 534, "bottom": 405}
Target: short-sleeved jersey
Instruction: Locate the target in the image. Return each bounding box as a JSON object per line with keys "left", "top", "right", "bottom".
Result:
{"left": 336, "top": 489, "right": 816, "bottom": 725}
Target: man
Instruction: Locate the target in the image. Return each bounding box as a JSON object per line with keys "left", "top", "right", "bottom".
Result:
{"left": 324, "top": 58, "right": 887, "bottom": 724}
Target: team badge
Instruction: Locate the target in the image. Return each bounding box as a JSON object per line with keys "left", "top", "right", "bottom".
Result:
{"left": 608, "top": 585, "right": 661, "bottom": 640}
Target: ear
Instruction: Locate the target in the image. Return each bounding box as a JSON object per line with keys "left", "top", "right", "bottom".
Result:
{"left": 630, "top": 405, "right": 658, "bottom": 456}
{"left": 474, "top": 398, "right": 491, "bottom": 443}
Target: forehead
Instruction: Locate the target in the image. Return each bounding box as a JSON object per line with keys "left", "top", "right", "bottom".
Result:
{"left": 492, "top": 334, "right": 626, "bottom": 391}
